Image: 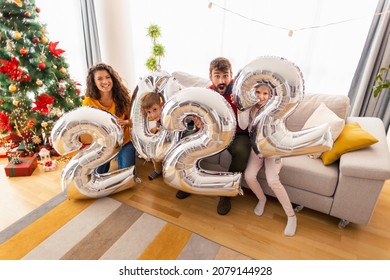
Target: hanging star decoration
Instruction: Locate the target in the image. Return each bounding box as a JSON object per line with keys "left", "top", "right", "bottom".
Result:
{"left": 32, "top": 93, "right": 55, "bottom": 114}
{"left": 48, "top": 41, "right": 65, "bottom": 58}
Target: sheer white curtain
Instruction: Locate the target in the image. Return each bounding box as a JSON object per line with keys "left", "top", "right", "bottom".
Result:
{"left": 128, "top": 0, "right": 377, "bottom": 94}
{"left": 35, "top": 0, "right": 87, "bottom": 92}
{"left": 37, "top": 0, "right": 378, "bottom": 96}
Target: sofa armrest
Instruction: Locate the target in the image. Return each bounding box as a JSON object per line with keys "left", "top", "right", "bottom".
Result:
{"left": 339, "top": 117, "right": 390, "bottom": 180}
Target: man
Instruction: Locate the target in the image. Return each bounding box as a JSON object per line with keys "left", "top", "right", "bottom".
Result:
{"left": 176, "top": 57, "right": 251, "bottom": 215}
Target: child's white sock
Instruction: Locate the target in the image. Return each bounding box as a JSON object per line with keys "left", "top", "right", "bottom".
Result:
{"left": 254, "top": 198, "right": 267, "bottom": 216}
{"left": 284, "top": 215, "right": 297, "bottom": 236}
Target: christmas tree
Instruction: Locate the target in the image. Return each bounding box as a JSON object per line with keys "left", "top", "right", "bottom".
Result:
{"left": 0, "top": 0, "right": 82, "bottom": 156}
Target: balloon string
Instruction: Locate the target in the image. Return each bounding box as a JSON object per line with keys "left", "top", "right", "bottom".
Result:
{"left": 208, "top": 1, "right": 390, "bottom": 33}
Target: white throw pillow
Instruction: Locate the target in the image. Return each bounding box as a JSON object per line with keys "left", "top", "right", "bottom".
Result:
{"left": 302, "top": 102, "right": 345, "bottom": 158}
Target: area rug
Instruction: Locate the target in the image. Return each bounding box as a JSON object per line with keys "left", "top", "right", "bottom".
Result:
{"left": 0, "top": 194, "right": 252, "bottom": 260}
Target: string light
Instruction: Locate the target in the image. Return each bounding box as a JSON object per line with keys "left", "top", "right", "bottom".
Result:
{"left": 208, "top": 1, "right": 390, "bottom": 37}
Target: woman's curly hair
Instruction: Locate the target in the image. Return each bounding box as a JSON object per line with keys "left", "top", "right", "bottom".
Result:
{"left": 85, "top": 63, "right": 131, "bottom": 116}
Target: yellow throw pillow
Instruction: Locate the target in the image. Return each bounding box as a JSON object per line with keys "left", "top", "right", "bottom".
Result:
{"left": 321, "top": 122, "right": 378, "bottom": 165}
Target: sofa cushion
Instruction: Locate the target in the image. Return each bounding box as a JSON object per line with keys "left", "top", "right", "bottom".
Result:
{"left": 302, "top": 102, "right": 345, "bottom": 141}
{"left": 321, "top": 122, "right": 378, "bottom": 165}
{"left": 257, "top": 155, "right": 339, "bottom": 197}
{"left": 172, "top": 71, "right": 211, "bottom": 88}
{"left": 286, "top": 94, "right": 350, "bottom": 132}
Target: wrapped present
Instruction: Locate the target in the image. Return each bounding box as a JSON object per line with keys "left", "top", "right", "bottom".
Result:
{"left": 4, "top": 154, "right": 38, "bottom": 177}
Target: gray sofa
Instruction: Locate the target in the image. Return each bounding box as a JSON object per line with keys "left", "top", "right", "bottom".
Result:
{"left": 198, "top": 93, "right": 390, "bottom": 227}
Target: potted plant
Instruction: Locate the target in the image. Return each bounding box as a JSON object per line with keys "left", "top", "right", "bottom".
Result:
{"left": 373, "top": 63, "right": 390, "bottom": 97}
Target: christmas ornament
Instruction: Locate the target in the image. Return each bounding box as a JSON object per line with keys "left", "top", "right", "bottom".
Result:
{"left": 0, "top": 111, "right": 12, "bottom": 132}
{"left": 41, "top": 36, "right": 48, "bottom": 43}
{"left": 32, "top": 135, "right": 41, "bottom": 144}
{"left": 13, "top": 99, "right": 19, "bottom": 106}
{"left": 32, "top": 37, "right": 40, "bottom": 44}
{"left": 0, "top": 98, "right": 4, "bottom": 105}
{"left": 39, "top": 148, "right": 57, "bottom": 172}
{"left": 27, "top": 120, "right": 35, "bottom": 128}
{"left": 13, "top": 31, "right": 22, "bottom": 40}
{"left": 41, "top": 121, "right": 48, "bottom": 128}
{"left": 36, "top": 7, "right": 41, "bottom": 13}
{"left": 24, "top": 11, "right": 31, "bottom": 17}
{"left": 57, "top": 79, "right": 66, "bottom": 97}
{"left": 38, "top": 61, "right": 46, "bottom": 69}
{"left": 19, "top": 47, "right": 28, "bottom": 55}
{"left": 9, "top": 84, "right": 17, "bottom": 92}
{"left": 48, "top": 42, "right": 65, "bottom": 58}
{"left": 33, "top": 94, "right": 55, "bottom": 114}
{"left": 60, "top": 67, "right": 67, "bottom": 75}
{"left": 14, "top": 0, "right": 23, "bottom": 8}
{"left": 0, "top": 57, "right": 32, "bottom": 82}
{"left": 36, "top": 79, "right": 43, "bottom": 86}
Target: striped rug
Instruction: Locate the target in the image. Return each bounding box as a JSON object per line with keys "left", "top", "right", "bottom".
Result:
{"left": 0, "top": 195, "right": 252, "bottom": 260}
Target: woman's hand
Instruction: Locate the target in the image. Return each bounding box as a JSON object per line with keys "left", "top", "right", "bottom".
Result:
{"left": 117, "top": 119, "right": 130, "bottom": 128}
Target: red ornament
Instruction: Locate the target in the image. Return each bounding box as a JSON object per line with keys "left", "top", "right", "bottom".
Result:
{"left": 38, "top": 61, "right": 46, "bottom": 69}
{"left": 32, "top": 37, "right": 40, "bottom": 44}
{"left": 19, "top": 47, "right": 28, "bottom": 55}
{"left": 36, "top": 7, "right": 41, "bottom": 13}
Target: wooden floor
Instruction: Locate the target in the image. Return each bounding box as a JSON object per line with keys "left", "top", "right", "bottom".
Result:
{"left": 1, "top": 156, "right": 390, "bottom": 259}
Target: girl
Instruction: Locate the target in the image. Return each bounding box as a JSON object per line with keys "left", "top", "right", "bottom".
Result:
{"left": 239, "top": 82, "right": 297, "bottom": 236}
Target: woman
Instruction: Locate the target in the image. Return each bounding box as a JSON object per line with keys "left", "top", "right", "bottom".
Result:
{"left": 82, "top": 63, "right": 136, "bottom": 173}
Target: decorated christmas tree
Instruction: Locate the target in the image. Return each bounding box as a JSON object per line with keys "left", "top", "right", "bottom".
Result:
{"left": 0, "top": 0, "right": 82, "bottom": 156}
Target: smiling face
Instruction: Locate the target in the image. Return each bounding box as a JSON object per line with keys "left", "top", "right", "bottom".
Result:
{"left": 93, "top": 70, "right": 113, "bottom": 95}
{"left": 255, "top": 85, "right": 271, "bottom": 107}
{"left": 210, "top": 68, "right": 232, "bottom": 95}
{"left": 145, "top": 103, "right": 162, "bottom": 121}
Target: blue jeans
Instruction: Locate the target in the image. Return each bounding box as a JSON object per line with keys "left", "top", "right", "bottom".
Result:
{"left": 97, "top": 141, "right": 136, "bottom": 174}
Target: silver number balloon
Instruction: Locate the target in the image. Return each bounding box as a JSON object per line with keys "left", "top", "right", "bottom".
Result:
{"left": 233, "top": 56, "right": 333, "bottom": 157}
{"left": 51, "top": 106, "right": 136, "bottom": 199}
{"left": 161, "top": 87, "right": 242, "bottom": 196}
{"left": 131, "top": 71, "right": 182, "bottom": 161}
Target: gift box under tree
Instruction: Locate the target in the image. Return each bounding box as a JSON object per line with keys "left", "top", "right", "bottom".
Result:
{"left": 4, "top": 154, "right": 38, "bottom": 177}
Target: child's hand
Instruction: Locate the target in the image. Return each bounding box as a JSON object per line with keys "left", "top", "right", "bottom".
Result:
{"left": 150, "top": 127, "right": 160, "bottom": 134}
{"left": 193, "top": 116, "right": 202, "bottom": 129}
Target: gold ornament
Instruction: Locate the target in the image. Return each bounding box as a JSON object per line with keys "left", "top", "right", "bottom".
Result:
{"left": 13, "top": 99, "right": 19, "bottom": 106}
{"left": 9, "top": 84, "right": 17, "bottom": 92}
{"left": 41, "top": 122, "right": 48, "bottom": 128}
{"left": 36, "top": 79, "right": 43, "bottom": 86}
{"left": 13, "top": 31, "right": 22, "bottom": 40}
{"left": 32, "top": 136, "right": 42, "bottom": 145}
{"left": 13, "top": 0, "right": 23, "bottom": 8}
{"left": 53, "top": 65, "right": 57, "bottom": 69}
{"left": 60, "top": 67, "right": 67, "bottom": 75}
{"left": 40, "top": 36, "right": 48, "bottom": 43}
